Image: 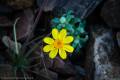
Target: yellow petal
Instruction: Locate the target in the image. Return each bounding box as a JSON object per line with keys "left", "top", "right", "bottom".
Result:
{"left": 52, "top": 28, "right": 59, "bottom": 39}
{"left": 49, "top": 49, "right": 58, "bottom": 59}
{"left": 59, "top": 29, "right": 67, "bottom": 40}
{"left": 63, "top": 45, "right": 74, "bottom": 53}
{"left": 43, "top": 45, "right": 54, "bottom": 52}
{"left": 43, "top": 37, "right": 54, "bottom": 44}
{"left": 59, "top": 49, "right": 67, "bottom": 59}
{"left": 64, "top": 36, "right": 74, "bottom": 44}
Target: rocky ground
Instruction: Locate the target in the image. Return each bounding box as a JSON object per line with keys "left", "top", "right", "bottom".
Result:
{"left": 0, "top": 0, "right": 120, "bottom": 80}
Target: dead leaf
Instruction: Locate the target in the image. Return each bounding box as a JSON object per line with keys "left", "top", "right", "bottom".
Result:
{"left": 16, "top": 9, "right": 34, "bottom": 40}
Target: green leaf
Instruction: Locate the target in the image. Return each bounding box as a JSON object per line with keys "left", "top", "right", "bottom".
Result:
{"left": 66, "top": 15, "right": 74, "bottom": 23}
{"left": 76, "top": 21, "right": 86, "bottom": 33}
{"left": 71, "top": 18, "right": 81, "bottom": 24}
{"left": 75, "top": 44, "right": 81, "bottom": 53}
{"left": 80, "top": 35, "right": 88, "bottom": 42}
{"left": 60, "top": 16, "right": 66, "bottom": 24}
{"left": 77, "top": 26, "right": 85, "bottom": 33}
{"left": 72, "top": 36, "right": 80, "bottom": 48}
{"left": 66, "top": 10, "right": 73, "bottom": 15}
{"left": 80, "top": 20, "right": 86, "bottom": 28}
{"left": 50, "top": 10, "right": 88, "bottom": 51}
{"left": 52, "top": 18, "right": 60, "bottom": 23}
{"left": 65, "top": 24, "right": 74, "bottom": 34}
{"left": 2, "top": 36, "right": 21, "bottom": 54}
{"left": 79, "top": 35, "right": 88, "bottom": 47}
{"left": 56, "top": 24, "right": 63, "bottom": 30}
{"left": 13, "top": 18, "right": 20, "bottom": 54}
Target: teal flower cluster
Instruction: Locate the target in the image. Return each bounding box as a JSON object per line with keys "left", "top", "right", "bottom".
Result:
{"left": 51, "top": 10, "right": 88, "bottom": 53}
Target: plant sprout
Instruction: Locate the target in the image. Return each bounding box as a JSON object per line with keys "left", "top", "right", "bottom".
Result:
{"left": 2, "top": 18, "right": 44, "bottom": 80}
{"left": 51, "top": 10, "right": 88, "bottom": 53}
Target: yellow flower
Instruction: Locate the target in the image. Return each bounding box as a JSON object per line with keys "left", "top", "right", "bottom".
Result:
{"left": 43, "top": 28, "right": 74, "bottom": 59}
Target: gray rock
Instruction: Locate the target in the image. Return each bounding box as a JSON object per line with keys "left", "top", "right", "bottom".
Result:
{"left": 93, "top": 26, "right": 113, "bottom": 80}
{"left": 116, "top": 32, "right": 120, "bottom": 48}
{"left": 62, "top": 0, "right": 103, "bottom": 18}
{"left": 101, "top": 0, "right": 120, "bottom": 28}
{"left": 91, "top": 25, "right": 120, "bottom": 80}
{"left": 37, "top": 0, "right": 103, "bottom": 18}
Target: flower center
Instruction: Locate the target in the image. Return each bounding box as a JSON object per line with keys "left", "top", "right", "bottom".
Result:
{"left": 54, "top": 39, "right": 63, "bottom": 48}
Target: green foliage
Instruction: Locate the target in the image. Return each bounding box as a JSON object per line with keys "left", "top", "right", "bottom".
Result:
{"left": 2, "top": 18, "right": 40, "bottom": 78}
{"left": 12, "top": 52, "right": 29, "bottom": 70}
{"left": 2, "top": 36, "right": 22, "bottom": 53}
{"left": 51, "top": 10, "right": 88, "bottom": 53}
